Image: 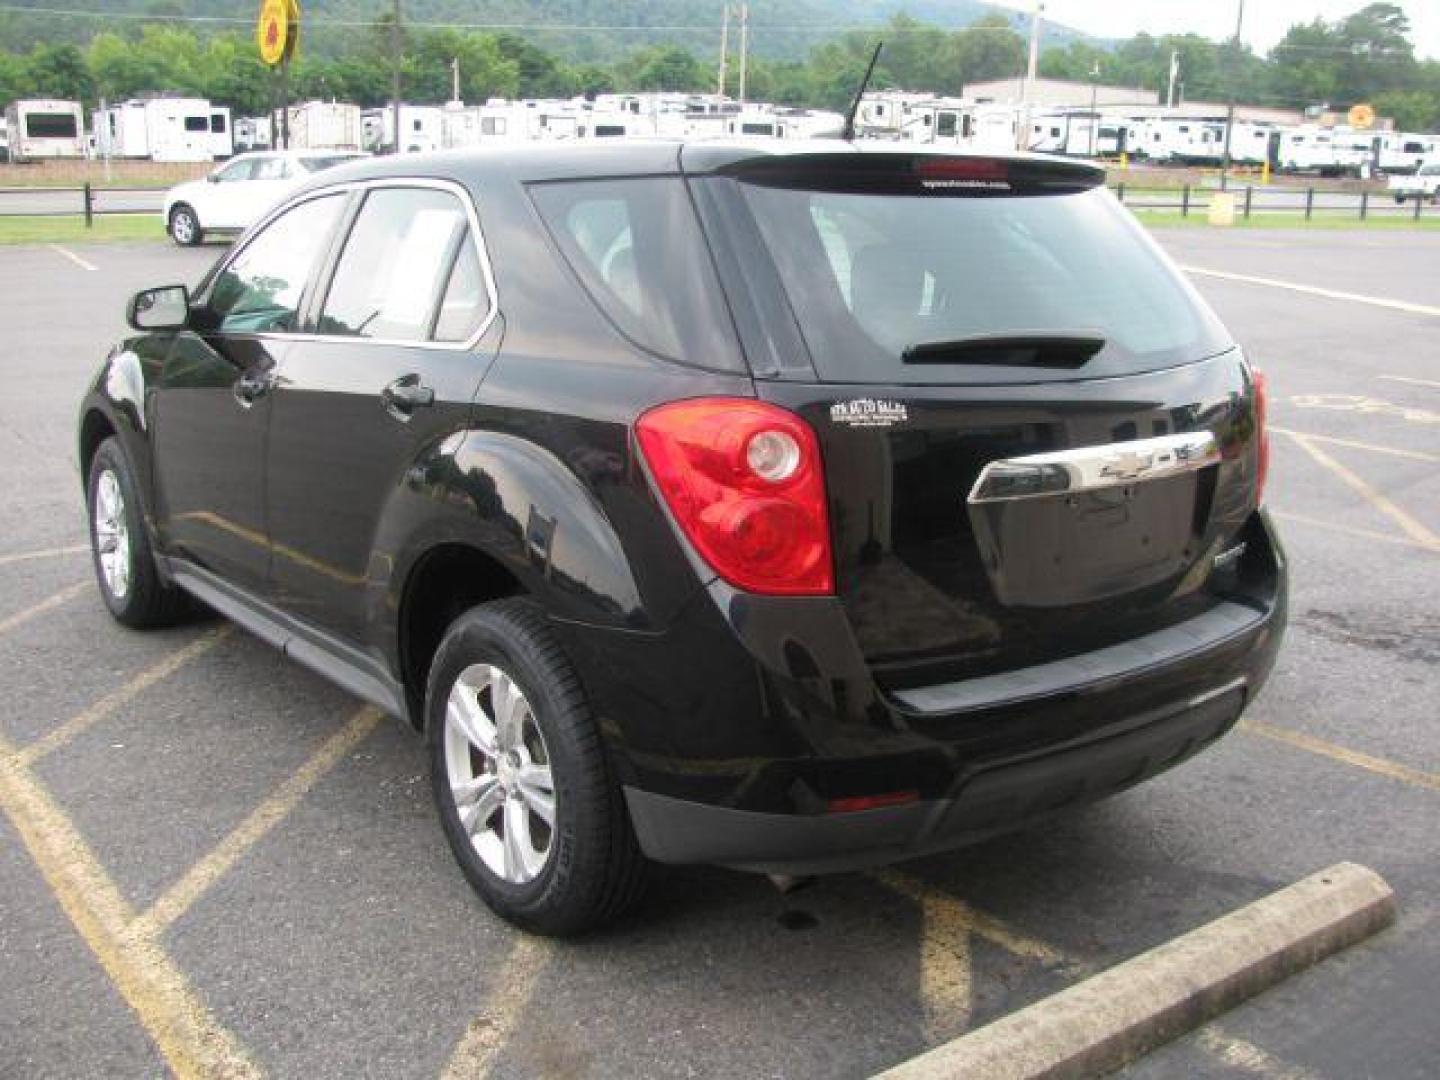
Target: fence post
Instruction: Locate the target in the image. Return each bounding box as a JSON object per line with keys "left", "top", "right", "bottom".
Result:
{"left": 82, "top": 182, "right": 93, "bottom": 228}
{"left": 1244, "top": 185, "right": 1253, "bottom": 220}
{"left": 1359, "top": 190, "right": 1368, "bottom": 221}
{"left": 1304, "top": 187, "right": 1314, "bottom": 221}
{"left": 1415, "top": 194, "right": 1423, "bottom": 222}
{"left": 1182, "top": 184, "right": 1191, "bottom": 218}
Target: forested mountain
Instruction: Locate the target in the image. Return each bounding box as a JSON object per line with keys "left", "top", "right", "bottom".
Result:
{"left": 0, "top": 1, "right": 1435, "bottom": 130}
{"left": 0, "top": 0, "right": 1096, "bottom": 62}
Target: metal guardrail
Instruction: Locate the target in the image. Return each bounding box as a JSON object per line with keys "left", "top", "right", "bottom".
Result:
{"left": 0, "top": 184, "right": 166, "bottom": 222}
{"left": 1109, "top": 182, "right": 1436, "bottom": 222}
{"left": 0, "top": 179, "right": 1432, "bottom": 224}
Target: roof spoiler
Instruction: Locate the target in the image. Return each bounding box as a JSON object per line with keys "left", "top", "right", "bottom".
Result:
{"left": 712, "top": 152, "right": 1105, "bottom": 196}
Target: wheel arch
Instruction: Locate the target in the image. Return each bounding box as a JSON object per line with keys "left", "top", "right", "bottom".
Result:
{"left": 396, "top": 541, "right": 525, "bottom": 729}
{"left": 78, "top": 406, "right": 117, "bottom": 487}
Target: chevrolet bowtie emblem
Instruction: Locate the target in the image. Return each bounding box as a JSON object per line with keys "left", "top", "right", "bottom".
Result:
{"left": 1098, "top": 451, "right": 1157, "bottom": 480}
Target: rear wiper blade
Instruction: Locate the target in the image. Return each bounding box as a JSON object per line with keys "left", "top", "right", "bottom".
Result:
{"left": 902, "top": 330, "right": 1106, "bottom": 369}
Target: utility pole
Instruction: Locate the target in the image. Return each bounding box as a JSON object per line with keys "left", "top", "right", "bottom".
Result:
{"left": 717, "top": 5, "right": 730, "bottom": 98}
{"left": 737, "top": 4, "right": 749, "bottom": 105}
{"left": 391, "top": 0, "right": 403, "bottom": 154}
{"left": 1089, "top": 62, "right": 1099, "bottom": 157}
{"left": 1167, "top": 50, "right": 1179, "bottom": 108}
{"left": 1220, "top": 0, "right": 1245, "bottom": 190}
{"left": 1019, "top": 1, "right": 1043, "bottom": 150}
{"left": 451, "top": 57, "right": 460, "bottom": 104}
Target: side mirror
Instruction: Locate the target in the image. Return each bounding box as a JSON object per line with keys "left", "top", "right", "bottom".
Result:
{"left": 127, "top": 285, "right": 191, "bottom": 332}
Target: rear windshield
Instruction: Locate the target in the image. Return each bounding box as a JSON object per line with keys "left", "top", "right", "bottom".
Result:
{"left": 735, "top": 181, "right": 1230, "bottom": 384}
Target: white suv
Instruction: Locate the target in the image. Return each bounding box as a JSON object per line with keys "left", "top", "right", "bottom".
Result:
{"left": 1388, "top": 161, "right": 1440, "bottom": 205}
{"left": 163, "top": 149, "right": 366, "bottom": 245}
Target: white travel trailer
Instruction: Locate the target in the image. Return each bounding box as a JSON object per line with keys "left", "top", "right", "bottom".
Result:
{"left": 4, "top": 99, "right": 86, "bottom": 161}
{"left": 1278, "top": 126, "right": 1371, "bottom": 176}
{"left": 233, "top": 116, "right": 272, "bottom": 153}
{"left": 92, "top": 98, "right": 217, "bottom": 161}
{"left": 207, "top": 106, "right": 233, "bottom": 159}
{"left": 362, "top": 105, "right": 445, "bottom": 153}
{"left": 92, "top": 101, "right": 150, "bottom": 158}
{"left": 1024, "top": 111, "right": 1104, "bottom": 157}
{"left": 1369, "top": 131, "right": 1436, "bottom": 174}
{"left": 440, "top": 102, "right": 525, "bottom": 149}
{"left": 277, "top": 101, "right": 363, "bottom": 151}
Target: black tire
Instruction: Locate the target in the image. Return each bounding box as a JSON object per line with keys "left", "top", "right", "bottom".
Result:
{"left": 86, "top": 436, "right": 190, "bottom": 628}
{"left": 1394, "top": 194, "right": 1405, "bottom": 204}
{"left": 427, "top": 599, "right": 647, "bottom": 935}
{"left": 168, "top": 203, "right": 203, "bottom": 246}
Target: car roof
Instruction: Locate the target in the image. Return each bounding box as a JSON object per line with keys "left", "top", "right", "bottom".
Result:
{"left": 288, "top": 137, "right": 1104, "bottom": 191}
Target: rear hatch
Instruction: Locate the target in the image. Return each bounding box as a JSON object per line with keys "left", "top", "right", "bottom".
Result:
{"left": 688, "top": 148, "right": 1265, "bottom": 692}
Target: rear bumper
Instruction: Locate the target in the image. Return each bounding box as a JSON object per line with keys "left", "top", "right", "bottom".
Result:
{"left": 626, "top": 679, "right": 1245, "bottom": 874}
{"left": 561, "top": 510, "right": 1286, "bottom": 874}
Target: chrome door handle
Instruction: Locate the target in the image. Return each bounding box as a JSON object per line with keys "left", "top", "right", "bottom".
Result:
{"left": 382, "top": 375, "right": 435, "bottom": 419}
{"left": 233, "top": 370, "right": 274, "bottom": 407}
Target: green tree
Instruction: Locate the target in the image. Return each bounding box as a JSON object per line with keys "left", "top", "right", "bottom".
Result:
{"left": 24, "top": 42, "right": 94, "bottom": 103}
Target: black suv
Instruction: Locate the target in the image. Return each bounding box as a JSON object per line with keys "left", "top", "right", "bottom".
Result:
{"left": 79, "top": 143, "right": 1286, "bottom": 934}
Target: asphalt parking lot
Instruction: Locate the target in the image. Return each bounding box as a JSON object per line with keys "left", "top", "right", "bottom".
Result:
{"left": 0, "top": 227, "right": 1436, "bottom": 1079}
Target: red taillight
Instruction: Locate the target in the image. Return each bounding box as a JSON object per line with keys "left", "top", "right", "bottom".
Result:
{"left": 1253, "top": 368, "right": 1271, "bottom": 505}
{"left": 635, "top": 398, "right": 834, "bottom": 596}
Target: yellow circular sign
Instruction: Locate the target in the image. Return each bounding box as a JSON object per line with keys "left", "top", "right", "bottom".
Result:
{"left": 1348, "top": 103, "right": 1376, "bottom": 130}
{"left": 257, "top": 0, "right": 297, "bottom": 67}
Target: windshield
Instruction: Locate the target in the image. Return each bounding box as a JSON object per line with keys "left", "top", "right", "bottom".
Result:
{"left": 735, "top": 182, "right": 1231, "bottom": 384}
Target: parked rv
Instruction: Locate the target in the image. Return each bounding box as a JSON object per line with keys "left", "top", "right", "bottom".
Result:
{"left": 275, "top": 101, "right": 364, "bottom": 151}
{"left": 4, "top": 99, "right": 86, "bottom": 162}
{"left": 363, "top": 105, "right": 445, "bottom": 153}
{"left": 208, "top": 106, "right": 234, "bottom": 159}
{"left": 92, "top": 98, "right": 219, "bottom": 162}
{"left": 234, "top": 116, "right": 273, "bottom": 153}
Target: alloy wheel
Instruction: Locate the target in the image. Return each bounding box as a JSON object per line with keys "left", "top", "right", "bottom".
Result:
{"left": 93, "top": 469, "right": 131, "bottom": 600}
{"left": 443, "top": 663, "right": 556, "bottom": 884}
{"left": 171, "top": 211, "right": 195, "bottom": 244}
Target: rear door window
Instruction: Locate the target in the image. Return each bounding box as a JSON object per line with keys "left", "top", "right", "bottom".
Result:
{"left": 529, "top": 177, "right": 741, "bottom": 372}
{"left": 318, "top": 186, "right": 480, "bottom": 342}
{"left": 733, "top": 174, "right": 1230, "bottom": 384}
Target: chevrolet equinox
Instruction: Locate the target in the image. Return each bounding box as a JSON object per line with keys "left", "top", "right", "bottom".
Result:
{"left": 79, "top": 142, "right": 1287, "bottom": 934}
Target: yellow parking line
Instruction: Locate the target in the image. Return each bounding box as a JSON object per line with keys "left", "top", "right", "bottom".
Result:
{"left": 874, "top": 869, "right": 1073, "bottom": 1040}
{"left": 1284, "top": 432, "right": 1440, "bottom": 552}
{"left": 0, "top": 581, "right": 88, "bottom": 639}
{"left": 440, "top": 936, "right": 553, "bottom": 1080}
{"left": 1241, "top": 720, "right": 1439, "bottom": 793}
{"left": 136, "top": 706, "right": 384, "bottom": 938}
{"left": 1196, "top": 1026, "right": 1322, "bottom": 1079}
{"left": 1269, "top": 427, "right": 1438, "bottom": 464}
{"left": 0, "top": 544, "right": 89, "bottom": 568}
{"left": 1271, "top": 511, "right": 1439, "bottom": 554}
{"left": 17, "top": 626, "right": 234, "bottom": 768}
{"left": 0, "top": 732, "right": 261, "bottom": 1078}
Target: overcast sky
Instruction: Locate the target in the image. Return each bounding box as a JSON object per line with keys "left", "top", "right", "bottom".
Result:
{"left": 992, "top": 1, "right": 1439, "bottom": 60}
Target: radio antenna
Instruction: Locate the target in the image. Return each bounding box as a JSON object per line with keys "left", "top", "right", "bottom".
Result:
{"left": 840, "top": 42, "right": 883, "bottom": 142}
